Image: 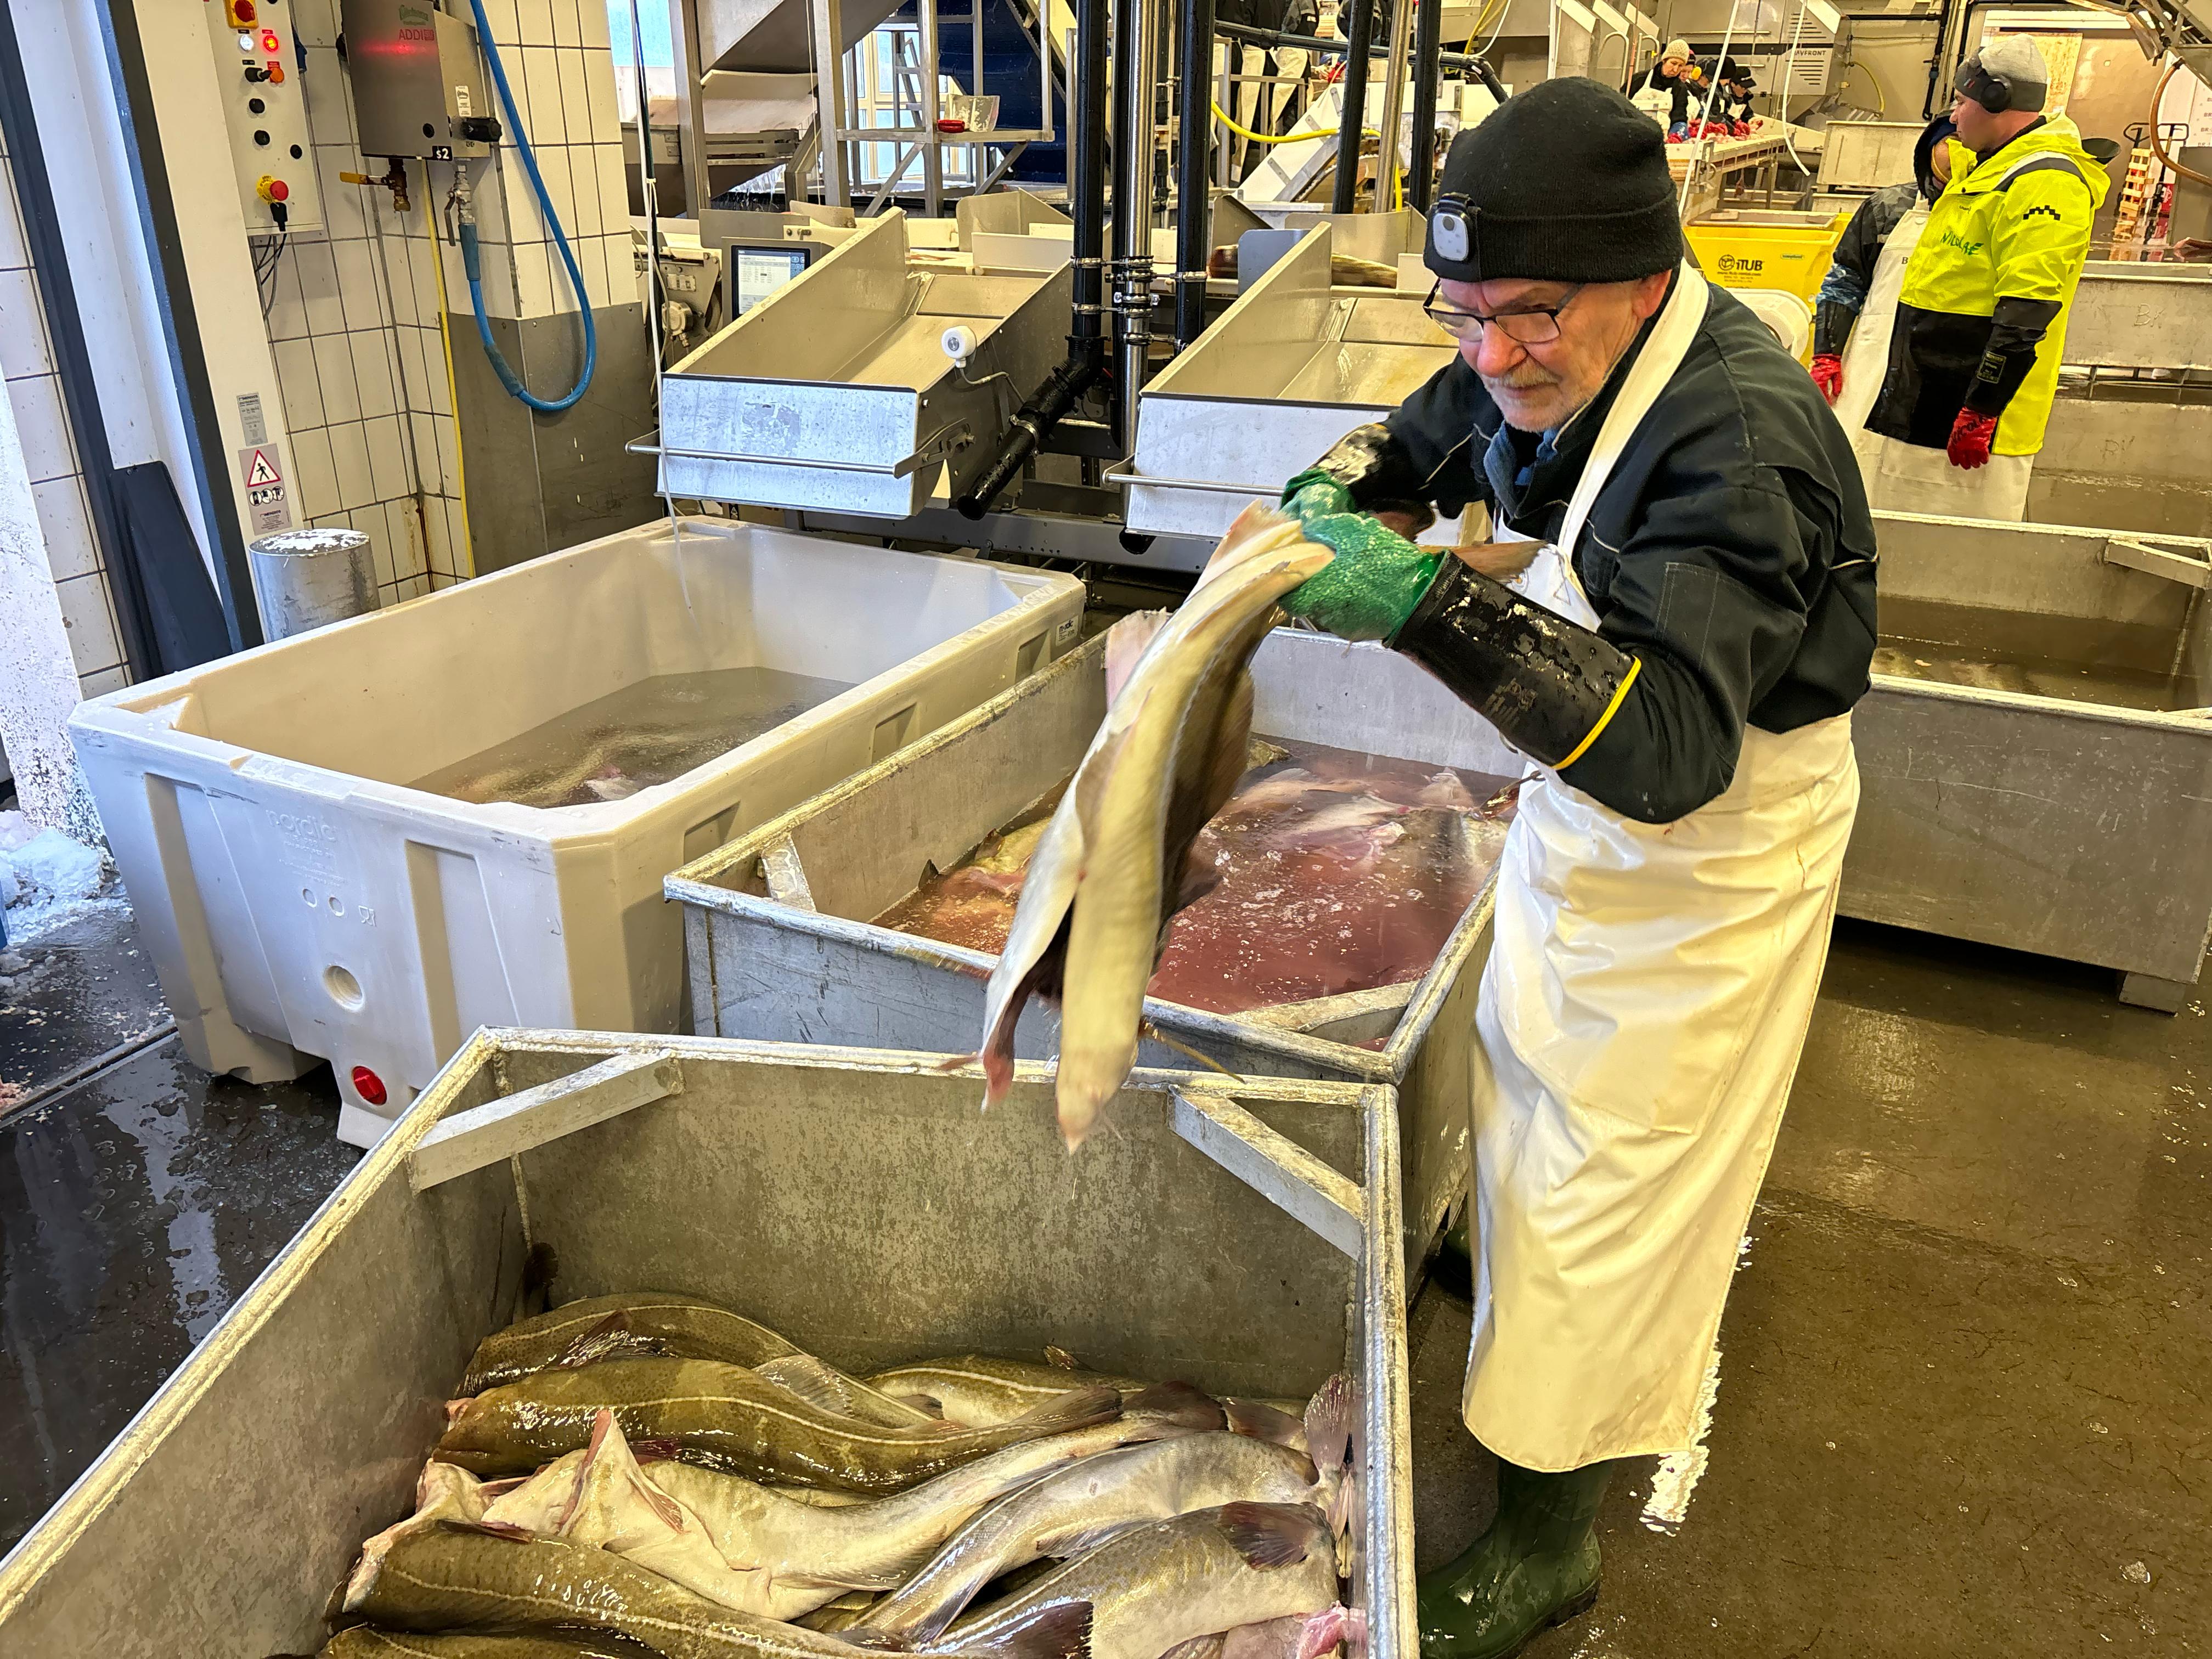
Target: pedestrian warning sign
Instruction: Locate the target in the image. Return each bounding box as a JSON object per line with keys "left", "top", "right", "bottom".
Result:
{"left": 236, "top": 443, "right": 294, "bottom": 535}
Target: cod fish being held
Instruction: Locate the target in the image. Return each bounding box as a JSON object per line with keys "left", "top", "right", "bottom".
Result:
{"left": 977, "top": 506, "right": 1332, "bottom": 1147}
{"left": 943, "top": 1502, "right": 1338, "bottom": 1659}
{"left": 347, "top": 1523, "right": 1092, "bottom": 1659}
{"left": 435, "top": 1357, "right": 1120, "bottom": 1491}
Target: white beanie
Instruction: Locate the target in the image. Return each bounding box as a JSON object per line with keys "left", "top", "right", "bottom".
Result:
{"left": 1663, "top": 37, "right": 1691, "bottom": 60}
{"left": 1978, "top": 35, "right": 2049, "bottom": 88}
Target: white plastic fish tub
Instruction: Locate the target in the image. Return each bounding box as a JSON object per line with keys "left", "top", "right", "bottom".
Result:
{"left": 665, "top": 627, "right": 1525, "bottom": 1272}
{"left": 0, "top": 1031, "right": 1416, "bottom": 1659}
{"left": 65, "top": 518, "right": 1083, "bottom": 1143}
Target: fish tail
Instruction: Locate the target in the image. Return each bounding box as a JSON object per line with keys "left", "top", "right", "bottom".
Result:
{"left": 947, "top": 1600, "right": 1094, "bottom": 1659}
{"left": 1216, "top": 1502, "right": 1326, "bottom": 1570}
{"left": 1125, "top": 1380, "right": 1228, "bottom": 1432}
{"left": 998, "top": 1383, "right": 1121, "bottom": 1439}
{"left": 1303, "top": 1375, "right": 1355, "bottom": 1476}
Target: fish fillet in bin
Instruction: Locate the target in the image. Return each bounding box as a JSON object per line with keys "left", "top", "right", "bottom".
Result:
{"left": 0, "top": 1032, "right": 1415, "bottom": 1659}
{"left": 667, "top": 628, "right": 1526, "bottom": 1272}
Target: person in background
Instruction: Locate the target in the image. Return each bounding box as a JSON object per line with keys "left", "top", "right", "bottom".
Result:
{"left": 1854, "top": 36, "right": 2108, "bottom": 520}
{"left": 1223, "top": 0, "right": 1316, "bottom": 178}
{"left": 1809, "top": 115, "right": 1955, "bottom": 450}
{"left": 1706, "top": 55, "right": 1756, "bottom": 132}
{"left": 1276, "top": 78, "right": 1874, "bottom": 1659}
{"left": 1638, "top": 40, "right": 1703, "bottom": 138}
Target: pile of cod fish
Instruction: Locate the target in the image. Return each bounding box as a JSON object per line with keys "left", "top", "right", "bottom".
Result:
{"left": 321, "top": 1293, "right": 1355, "bottom": 1659}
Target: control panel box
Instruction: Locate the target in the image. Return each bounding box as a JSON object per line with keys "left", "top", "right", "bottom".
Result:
{"left": 205, "top": 0, "right": 324, "bottom": 234}
{"left": 340, "top": 0, "right": 498, "bottom": 161}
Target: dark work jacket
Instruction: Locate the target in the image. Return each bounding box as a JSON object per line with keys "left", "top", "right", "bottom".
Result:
{"left": 1376, "top": 284, "right": 1879, "bottom": 822}
{"left": 1641, "top": 62, "right": 1695, "bottom": 125}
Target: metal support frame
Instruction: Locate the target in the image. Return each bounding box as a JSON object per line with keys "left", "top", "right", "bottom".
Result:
{"left": 1373, "top": 0, "right": 1417, "bottom": 215}
{"left": 811, "top": 0, "right": 853, "bottom": 206}
{"left": 1111, "top": 0, "right": 1163, "bottom": 449}
{"left": 670, "top": 0, "right": 712, "bottom": 216}
{"left": 1174, "top": 0, "right": 1216, "bottom": 349}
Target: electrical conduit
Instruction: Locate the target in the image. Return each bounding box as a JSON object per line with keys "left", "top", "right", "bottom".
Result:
{"left": 459, "top": 0, "right": 597, "bottom": 411}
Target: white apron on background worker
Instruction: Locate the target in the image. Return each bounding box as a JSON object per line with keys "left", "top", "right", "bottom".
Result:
{"left": 1855, "top": 40, "right": 2108, "bottom": 522}
{"left": 1463, "top": 266, "right": 1861, "bottom": 1470}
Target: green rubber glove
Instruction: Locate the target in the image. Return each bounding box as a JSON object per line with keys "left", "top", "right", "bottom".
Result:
{"left": 1277, "top": 478, "right": 1443, "bottom": 643}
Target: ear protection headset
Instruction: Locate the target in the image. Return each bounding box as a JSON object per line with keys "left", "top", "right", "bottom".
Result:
{"left": 1955, "top": 52, "right": 2047, "bottom": 115}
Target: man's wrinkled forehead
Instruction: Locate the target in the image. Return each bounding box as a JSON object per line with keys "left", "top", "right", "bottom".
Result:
{"left": 1439, "top": 275, "right": 1579, "bottom": 313}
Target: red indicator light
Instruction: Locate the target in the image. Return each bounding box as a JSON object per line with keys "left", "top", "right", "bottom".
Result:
{"left": 261, "top": 28, "right": 280, "bottom": 50}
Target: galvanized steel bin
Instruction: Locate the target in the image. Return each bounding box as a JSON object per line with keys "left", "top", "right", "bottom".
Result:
{"left": 0, "top": 1032, "right": 1415, "bottom": 1659}
{"left": 666, "top": 628, "right": 1525, "bottom": 1268}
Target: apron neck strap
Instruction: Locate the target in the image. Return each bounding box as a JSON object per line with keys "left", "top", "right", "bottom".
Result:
{"left": 1553, "top": 262, "right": 1712, "bottom": 561}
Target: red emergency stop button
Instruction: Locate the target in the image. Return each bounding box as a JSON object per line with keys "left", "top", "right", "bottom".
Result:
{"left": 228, "top": 0, "right": 255, "bottom": 22}
{"left": 256, "top": 175, "right": 289, "bottom": 203}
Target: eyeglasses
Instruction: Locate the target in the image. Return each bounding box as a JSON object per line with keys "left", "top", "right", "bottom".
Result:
{"left": 1422, "top": 281, "right": 1585, "bottom": 346}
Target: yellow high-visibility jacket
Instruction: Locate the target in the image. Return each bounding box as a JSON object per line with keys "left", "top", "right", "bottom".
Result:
{"left": 1866, "top": 117, "right": 2108, "bottom": 456}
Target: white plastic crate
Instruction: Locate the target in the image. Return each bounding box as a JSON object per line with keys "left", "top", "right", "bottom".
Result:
{"left": 67, "top": 518, "right": 1082, "bottom": 1144}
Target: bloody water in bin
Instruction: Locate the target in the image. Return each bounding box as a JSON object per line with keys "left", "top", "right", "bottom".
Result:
{"left": 872, "top": 738, "right": 1519, "bottom": 1020}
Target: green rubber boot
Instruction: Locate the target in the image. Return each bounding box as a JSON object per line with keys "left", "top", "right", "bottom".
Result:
{"left": 1417, "top": 1460, "right": 1610, "bottom": 1659}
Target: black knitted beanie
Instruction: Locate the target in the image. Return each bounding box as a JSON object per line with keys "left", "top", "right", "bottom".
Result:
{"left": 1425, "top": 78, "right": 1683, "bottom": 285}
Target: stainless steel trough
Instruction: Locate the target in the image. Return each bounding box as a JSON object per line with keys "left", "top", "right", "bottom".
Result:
{"left": 0, "top": 1031, "right": 1414, "bottom": 1659}
{"left": 1847, "top": 512, "right": 2212, "bottom": 1007}
{"left": 1118, "top": 225, "right": 1456, "bottom": 540}
{"left": 666, "top": 626, "right": 1525, "bottom": 1269}
{"left": 658, "top": 209, "right": 1073, "bottom": 516}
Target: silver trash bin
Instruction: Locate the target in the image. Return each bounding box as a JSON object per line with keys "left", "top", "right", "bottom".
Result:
{"left": 247, "top": 527, "right": 380, "bottom": 640}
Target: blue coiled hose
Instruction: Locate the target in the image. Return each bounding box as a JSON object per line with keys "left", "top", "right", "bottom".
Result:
{"left": 460, "top": 0, "right": 597, "bottom": 412}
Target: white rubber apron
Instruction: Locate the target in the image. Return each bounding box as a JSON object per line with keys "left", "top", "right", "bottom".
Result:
{"left": 1840, "top": 204, "right": 2033, "bottom": 521}
{"left": 1463, "top": 263, "right": 1863, "bottom": 1472}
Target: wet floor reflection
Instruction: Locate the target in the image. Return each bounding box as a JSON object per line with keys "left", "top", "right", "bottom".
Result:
{"left": 0, "top": 1043, "right": 356, "bottom": 1553}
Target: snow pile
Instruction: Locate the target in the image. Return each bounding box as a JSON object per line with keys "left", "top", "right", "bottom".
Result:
{"left": 0, "top": 809, "right": 115, "bottom": 943}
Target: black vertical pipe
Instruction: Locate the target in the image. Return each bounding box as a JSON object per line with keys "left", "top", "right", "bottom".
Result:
{"left": 1407, "top": 0, "right": 1442, "bottom": 211}
{"left": 1069, "top": 0, "right": 1108, "bottom": 364}
{"left": 1332, "top": 0, "right": 1375, "bottom": 213}
{"left": 1173, "top": 0, "right": 1215, "bottom": 348}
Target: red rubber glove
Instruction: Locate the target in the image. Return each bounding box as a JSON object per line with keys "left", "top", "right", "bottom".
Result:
{"left": 1946, "top": 410, "right": 1997, "bottom": 470}
{"left": 1810, "top": 353, "right": 1844, "bottom": 404}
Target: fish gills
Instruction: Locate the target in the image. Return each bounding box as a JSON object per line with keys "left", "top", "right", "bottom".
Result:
{"left": 435, "top": 1359, "right": 1121, "bottom": 1492}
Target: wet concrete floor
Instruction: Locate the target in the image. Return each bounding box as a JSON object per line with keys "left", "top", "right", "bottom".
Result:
{"left": 0, "top": 909, "right": 2205, "bottom": 1652}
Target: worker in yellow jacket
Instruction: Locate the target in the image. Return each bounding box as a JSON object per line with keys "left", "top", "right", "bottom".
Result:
{"left": 1857, "top": 35, "right": 2108, "bottom": 521}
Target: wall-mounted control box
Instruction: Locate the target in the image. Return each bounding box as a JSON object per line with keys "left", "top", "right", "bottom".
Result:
{"left": 340, "top": 0, "right": 499, "bottom": 161}
{"left": 206, "top": 0, "right": 325, "bottom": 233}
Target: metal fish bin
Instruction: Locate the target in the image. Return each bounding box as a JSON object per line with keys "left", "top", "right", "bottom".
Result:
{"left": 1844, "top": 514, "right": 2212, "bottom": 1007}
{"left": 0, "top": 1031, "right": 1416, "bottom": 1659}
{"left": 657, "top": 209, "right": 1074, "bottom": 517}
{"left": 666, "top": 628, "right": 1527, "bottom": 1272}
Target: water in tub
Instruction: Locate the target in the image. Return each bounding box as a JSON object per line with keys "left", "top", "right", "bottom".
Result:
{"left": 410, "top": 668, "right": 859, "bottom": 808}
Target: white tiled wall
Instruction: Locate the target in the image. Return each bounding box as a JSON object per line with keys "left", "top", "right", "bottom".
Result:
{"left": 270, "top": 0, "right": 630, "bottom": 595}
{"left": 0, "top": 129, "right": 131, "bottom": 699}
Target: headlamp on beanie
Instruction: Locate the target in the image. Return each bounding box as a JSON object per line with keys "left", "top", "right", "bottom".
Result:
{"left": 1956, "top": 37, "right": 2048, "bottom": 114}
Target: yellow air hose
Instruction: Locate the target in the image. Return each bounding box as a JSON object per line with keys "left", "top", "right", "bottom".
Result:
{"left": 423, "top": 168, "right": 477, "bottom": 578}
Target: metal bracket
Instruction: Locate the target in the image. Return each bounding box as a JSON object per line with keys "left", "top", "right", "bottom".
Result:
{"left": 2103, "top": 536, "right": 2212, "bottom": 589}
{"left": 1170, "top": 1085, "right": 1364, "bottom": 1259}
{"left": 626, "top": 423, "right": 972, "bottom": 480}
{"left": 409, "top": 1051, "right": 685, "bottom": 1191}
{"left": 1101, "top": 462, "right": 1278, "bottom": 498}
{"left": 760, "top": 834, "right": 817, "bottom": 911}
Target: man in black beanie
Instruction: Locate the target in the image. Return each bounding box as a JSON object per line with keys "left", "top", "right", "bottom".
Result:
{"left": 1275, "top": 79, "right": 1876, "bottom": 1658}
